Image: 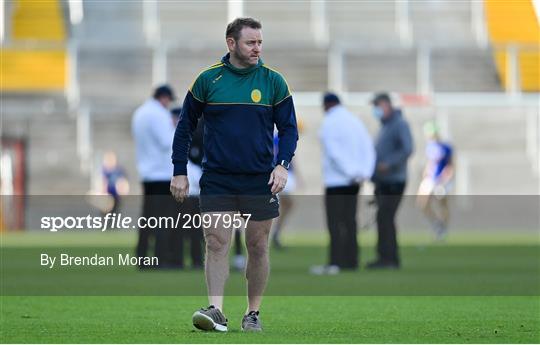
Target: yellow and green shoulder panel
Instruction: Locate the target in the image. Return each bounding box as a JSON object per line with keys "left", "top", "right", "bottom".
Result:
{"left": 188, "top": 62, "right": 291, "bottom": 106}
{"left": 189, "top": 62, "right": 224, "bottom": 103}
{"left": 262, "top": 64, "right": 292, "bottom": 106}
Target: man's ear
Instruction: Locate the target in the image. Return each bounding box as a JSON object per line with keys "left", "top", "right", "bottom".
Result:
{"left": 226, "top": 37, "right": 235, "bottom": 51}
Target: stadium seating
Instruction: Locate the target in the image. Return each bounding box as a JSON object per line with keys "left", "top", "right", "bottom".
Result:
{"left": 485, "top": 0, "right": 540, "bottom": 91}
{"left": 11, "top": 0, "right": 65, "bottom": 41}
{"left": 1, "top": 0, "right": 538, "bottom": 196}
{"left": 1, "top": 49, "right": 66, "bottom": 91}
{"left": 1, "top": 0, "right": 67, "bottom": 92}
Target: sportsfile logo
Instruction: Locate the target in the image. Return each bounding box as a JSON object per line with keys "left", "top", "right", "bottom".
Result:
{"left": 41, "top": 213, "right": 168, "bottom": 232}
{"left": 40, "top": 213, "right": 252, "bottom": 232}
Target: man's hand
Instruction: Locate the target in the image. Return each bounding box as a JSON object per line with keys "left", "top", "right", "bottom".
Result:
{"left": 170, "top": 175, "right": 189, "bottom": 203}
{"left": 268, "top": 165, "right": 288, "bottom": 194}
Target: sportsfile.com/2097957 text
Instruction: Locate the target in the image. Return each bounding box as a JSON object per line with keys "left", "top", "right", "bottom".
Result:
{"left": 40, "top": 213, "right": 252, "bottom": 232}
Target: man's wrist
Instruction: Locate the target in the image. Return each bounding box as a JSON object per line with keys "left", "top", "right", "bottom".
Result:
{"left": 173, "top": 162, "right": 187, "bottom": 176}
{"left": 277, "top": 159, "right": 290, "bottom": 170}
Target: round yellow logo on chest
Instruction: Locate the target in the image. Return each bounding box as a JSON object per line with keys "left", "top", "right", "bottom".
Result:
{"left": 251, "top": 89, "right": 262, "bottom": 103}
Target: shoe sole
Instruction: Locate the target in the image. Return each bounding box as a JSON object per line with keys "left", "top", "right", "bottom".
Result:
{"left": 192, "top": 311, "right": 228, "bottom": 332}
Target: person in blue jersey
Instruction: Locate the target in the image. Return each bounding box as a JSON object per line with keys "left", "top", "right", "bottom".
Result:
{"left": 417, "top": 121, "right": 454, "bottom": 241}
{"left": 170, "top": 17, "right": 298, "bottom": 332}
{"left": 101, "top": 150, "right": 129, "bottom": 215}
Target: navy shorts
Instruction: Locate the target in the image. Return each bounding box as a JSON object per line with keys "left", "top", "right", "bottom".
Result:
{"left": 199, "top": 172, "right": 280, "bottom": 221}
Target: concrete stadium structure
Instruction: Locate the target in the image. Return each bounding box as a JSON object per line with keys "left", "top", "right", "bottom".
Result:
{"left": 2, "top": 0, "right": 538, "bottom": 197}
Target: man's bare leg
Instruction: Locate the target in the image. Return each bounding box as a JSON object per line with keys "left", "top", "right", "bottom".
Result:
{"left": 439, "top": 196, "right": 449, "bottom": 226}
{"left": 244, "top": 219, "right": 272, "bottom": 312}
{"left": 421, "top": 195, "right": 437, "bottom": 224}
{"left": 203, "top": 212, "right": 235, "bottom": 311}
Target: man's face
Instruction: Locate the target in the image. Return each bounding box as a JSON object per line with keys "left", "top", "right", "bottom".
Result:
{"left": 158, "top": 96, "right": 172, "bottom": 110}
{"left": 103, "top": 151, "right": 117, "bottom": 169}
{"left": 228, "top": 27, "right": 263, "bottom": 67}
{"left": 379, "top": 100, "right": 392, "bottom": 117}
{"left": 323, "top": 101, "right": 337, "bottom": 112}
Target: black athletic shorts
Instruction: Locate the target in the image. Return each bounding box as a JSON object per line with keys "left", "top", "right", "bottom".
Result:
{"left": 199, "top": 171, "right": 280, "bottom": 221}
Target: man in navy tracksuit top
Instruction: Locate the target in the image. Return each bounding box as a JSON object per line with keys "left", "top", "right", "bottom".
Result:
{"left": 170, "top": 18, "right": 298, "bottom": 332}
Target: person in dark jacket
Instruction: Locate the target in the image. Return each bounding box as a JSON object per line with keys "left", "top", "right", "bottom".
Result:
{"left": 368, "top": 93, "right": 413, "bottom": 269}
{"left": 168, "top": 108, "right": 204, "bottom": 269}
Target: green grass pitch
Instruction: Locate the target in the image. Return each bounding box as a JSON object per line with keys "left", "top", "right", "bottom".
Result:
{"left": 1, "top": 231, "right": 539, "bottom": 343}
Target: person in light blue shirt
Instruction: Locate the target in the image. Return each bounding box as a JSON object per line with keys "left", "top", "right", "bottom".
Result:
{"left": 132, "top": 85, "right": 176, "bottom": 269}
{"left": 314, "top": 92, "right": 375, "bottom": 274}
{"left": 132, "top": 86, "right": 176, "bottom": 182}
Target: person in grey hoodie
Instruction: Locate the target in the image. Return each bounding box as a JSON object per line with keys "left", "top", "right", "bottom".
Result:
{"left": 368, "top": 93, "right": 413, "bottom": 269}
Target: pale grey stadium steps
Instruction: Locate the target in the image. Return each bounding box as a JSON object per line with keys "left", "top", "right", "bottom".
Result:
{"left": 464, "top": 152, "right": 539, "bottom": 195}
{"left": 446, "top": 107, "right": 528, "bottom": 151}
{"left": 345, "top": 48, "right": 500, "bottom": 93}
{"left": 76, "top": 0, "right": 482, "bottom": 50}
{"left": 345, "top": 52, "right": 417, "bottom": 92}
{"left": 328, "top": 0, "right": 479, "bottom": 49}
{"left": 78, "top": 48, "right": 153, "bottom": 105}
{"left": 431, "top": 50, "right": 501, "bottom": 92}
{"left": 327, "top": 1, "right": 401, "bottom": 49}
{"left": 159, "top": 1, "right": 228, "bottom": 49}
{"left": 410, "top": 0, "right": 477, "bottom": 48}
{"left": 78, "top": 1, "right": 145, "bottom": 48}
{"left": 243, "top": 1, "right": 313, "bottom": 48}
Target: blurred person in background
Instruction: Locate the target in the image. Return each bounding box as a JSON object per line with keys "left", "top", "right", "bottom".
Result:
{"left": 312, "top": 92, "right": 375, "bottom": 275}
{"left": 368, "top": 93, "right": 413, "bottom": 270}
{"left": 132, "top": 85, "right": 176, "bottom": 269}
{"left": 169, "top": 108, "right": 204, "bottom": 269}
{"left": 232, "top": 228, "right": 246, "bottom": 271}
{"left": 101, "top": 150, "right": 129, "bottom": 215}
{"left": 417, "top": 121, "right": 454, "bottom": 242}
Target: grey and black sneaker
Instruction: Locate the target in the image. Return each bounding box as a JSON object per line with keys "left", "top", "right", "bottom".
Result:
{"left": 192, "top": 305, "right": 228, "bottom": 332}
{"left": 241, "top": 311, "right": 262, "bottom": 332}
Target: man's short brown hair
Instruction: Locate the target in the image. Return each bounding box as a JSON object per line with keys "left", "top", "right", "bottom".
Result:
{"left": 226, "top": 17, "right": 262, "bottom": 41}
